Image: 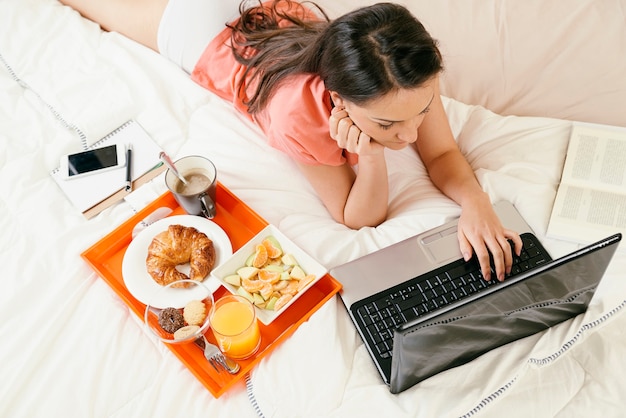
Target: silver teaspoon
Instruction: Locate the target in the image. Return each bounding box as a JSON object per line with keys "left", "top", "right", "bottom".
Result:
{"left": 159, "top": 151, "right": 188, "bottom": 185}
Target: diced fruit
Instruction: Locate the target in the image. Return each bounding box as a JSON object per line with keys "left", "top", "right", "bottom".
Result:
{"left": 237, "top": 266, "right": 258, "bottom": 280}
{"left": 281, "top": 280, "right": 300, "bottom": 295}
{"left": 264, "top": 235, "right": 282, "bottom": 250}
{"left": 272, "top": 280, "right": 289, "bottom": 291}
{"left": 223, "top": 274, "right": 241, "bottom": 287}
{"left": 258, "top": 269, "right": 281, "bottom": 284}
{"left": 251, "top": 244, "right": 268, "bottom": 268}
{"left": 259, "top": 281, "right": 274, "bottom": 300}
{"left": 290, "top": 265, "right": 306, "bottom": 280}
{"left": 264, "top": 264, "right": 284, "bottom": 273}
{"left": 274, "top": 294, "right": 293, "bottom": 311}
{"left": 252, "top": 292, "right": 265, "bottom": 306}
{"left": 241, "top": 277, "right": 264, "bottom": 293}
{"left": 262, "top": 236, "right": 283, "bottom": 259}
{"left": 281, "top": 253, "right": 298, "bottom": 266}
{"left": 265, "top": 296, "right": 279, "bottom": 310}
{"left": 298, "top": 274, "right": 316, "bottom": 291}
{"left": 236, "top": 286, "right": 254, "bottom": 303}
{"left": 224, "top": 236, "right": 317, "bottom": 311}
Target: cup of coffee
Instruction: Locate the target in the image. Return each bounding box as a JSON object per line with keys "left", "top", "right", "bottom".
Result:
{"left": 165, "top": 155, "right": 217, "bottom": 219}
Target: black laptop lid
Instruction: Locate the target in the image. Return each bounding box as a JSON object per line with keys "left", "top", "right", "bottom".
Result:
{"left": 389, "top": 233, "right": 621, "bottom": 394}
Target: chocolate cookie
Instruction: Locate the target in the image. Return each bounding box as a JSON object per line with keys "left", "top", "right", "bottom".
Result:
{"left": 158, "top": 307, "right": 185, "bottom": 333}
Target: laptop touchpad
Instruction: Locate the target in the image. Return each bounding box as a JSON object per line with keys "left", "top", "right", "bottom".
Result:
{"left": 420, "top": 226, "right": 462, "bottom": 265}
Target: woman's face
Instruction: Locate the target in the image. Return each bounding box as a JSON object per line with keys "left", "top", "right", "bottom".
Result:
{"left": 333, "top": 78, "right": 436, "bottom": 150}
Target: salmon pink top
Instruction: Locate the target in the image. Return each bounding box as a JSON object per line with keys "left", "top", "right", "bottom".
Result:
{"left": 190, "top": 4, "right": 357, "bottom": 166}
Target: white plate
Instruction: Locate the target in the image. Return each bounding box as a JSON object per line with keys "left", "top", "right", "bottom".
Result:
{"left": 123, "top": 215, "right": 232, "bottom": 308}
{"left": 211, "top": 224, "right": 327, "bottom": 325}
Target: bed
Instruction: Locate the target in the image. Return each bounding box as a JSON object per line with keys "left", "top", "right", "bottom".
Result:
{"left": 2, "top": 0, "right": 625, "bottom": 416}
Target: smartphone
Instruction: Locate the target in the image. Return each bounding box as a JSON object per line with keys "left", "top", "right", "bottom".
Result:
{"left": 59, "top": 144, "right": 126, "bottom": 180}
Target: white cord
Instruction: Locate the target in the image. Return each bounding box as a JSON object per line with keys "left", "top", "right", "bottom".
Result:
{"left": 461, "top": 300, "right": 626, "bottom": 417}
{"left": 0, "top": 50, "right": 89, "bottom": 150}
{"left": 245, "top": 373, "right": 267, "bottom": 418}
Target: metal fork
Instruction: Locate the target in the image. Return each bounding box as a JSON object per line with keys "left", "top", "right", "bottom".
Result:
{"left": 198, "top": 336, "right": 240, "bottom": 375}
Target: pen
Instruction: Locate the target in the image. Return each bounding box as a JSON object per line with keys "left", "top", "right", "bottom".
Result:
{"left": 125, "top": 144, "right": 133, "bottom": 192}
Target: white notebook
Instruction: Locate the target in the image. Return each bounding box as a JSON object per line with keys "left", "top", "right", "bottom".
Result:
{"left": 51, "top": 120, "right": 163, "bottom": 213}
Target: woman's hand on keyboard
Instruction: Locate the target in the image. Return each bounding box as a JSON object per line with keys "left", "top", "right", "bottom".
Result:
{"left": 457, "top": 196, "right": 523, "bottom": 282}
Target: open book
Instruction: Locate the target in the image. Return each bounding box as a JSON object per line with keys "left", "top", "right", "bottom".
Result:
{"left": 547, "top": 122, "right": 626, "bottom": 244}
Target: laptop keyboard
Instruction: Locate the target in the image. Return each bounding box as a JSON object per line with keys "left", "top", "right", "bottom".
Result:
{"left": 353, "top": 233, "right": 551, "bottom": 360}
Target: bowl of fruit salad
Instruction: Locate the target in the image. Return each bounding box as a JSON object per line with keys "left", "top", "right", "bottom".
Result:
{"left": 210, "top": 225, "right": 327, "bottom": 325}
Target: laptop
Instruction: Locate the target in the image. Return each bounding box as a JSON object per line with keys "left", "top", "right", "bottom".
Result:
{"left": 329, "top": 201, "right": 621, "bottom": 393}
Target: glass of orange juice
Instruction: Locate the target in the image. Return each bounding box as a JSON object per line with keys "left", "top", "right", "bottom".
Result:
{"left": 210, "top": 294, "right": 261, "bottom": 360}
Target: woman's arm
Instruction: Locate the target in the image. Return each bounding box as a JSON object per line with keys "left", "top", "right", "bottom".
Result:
{"left": 414, "top": 84, "right": 522, "bottom": 281}
{"left": 296, "top": 152, "right": 389, "bottom": 229}
{"left": 295, "top": 103, "right": 391, "bottom": 229}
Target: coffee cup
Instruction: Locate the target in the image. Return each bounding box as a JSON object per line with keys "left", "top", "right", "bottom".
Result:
{"left": 165, "top": 155, "right": 217, "bottom": 219}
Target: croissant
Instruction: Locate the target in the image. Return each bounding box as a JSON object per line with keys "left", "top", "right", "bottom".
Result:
{"left": 146, "top": 224, "right": 216, "bottom": 287}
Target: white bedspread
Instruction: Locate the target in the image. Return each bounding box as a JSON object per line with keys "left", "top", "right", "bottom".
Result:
{"left": 2, "top": 0, "right": 625, "bottom": 417}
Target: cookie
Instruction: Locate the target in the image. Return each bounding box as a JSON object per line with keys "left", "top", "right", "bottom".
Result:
{"left": 158, "top": 307, "right": 185, "bottom": 333}
{"left": 174, "top": 325, "right": 200, "bottom": 340}
{"left": 183, "top": 299, "right": 207, "bottom": 326}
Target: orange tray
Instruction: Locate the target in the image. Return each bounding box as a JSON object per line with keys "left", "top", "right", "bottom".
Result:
{"left": 81, "top": 184, "right": 342, "bottom": 398}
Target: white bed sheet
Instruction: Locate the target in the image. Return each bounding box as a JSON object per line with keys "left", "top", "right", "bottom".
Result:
{"left": 1, "top": 0, "right": 625, "bottom": 417}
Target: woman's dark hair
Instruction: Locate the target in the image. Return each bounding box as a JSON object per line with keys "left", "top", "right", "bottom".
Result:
{"left": 229, "top": 1, "right": 443, "bottom": 113}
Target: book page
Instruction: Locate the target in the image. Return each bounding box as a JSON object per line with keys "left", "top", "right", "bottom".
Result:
{"left": 547, "top": 122, "right": 626, "bottom": 244}
{"left": 560, "top": 125, "right": 626, "bottom": 194}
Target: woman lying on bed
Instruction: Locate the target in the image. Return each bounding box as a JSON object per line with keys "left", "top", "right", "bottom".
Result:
{"left": 58, "top": 0, "right": 522, "bottom": 282}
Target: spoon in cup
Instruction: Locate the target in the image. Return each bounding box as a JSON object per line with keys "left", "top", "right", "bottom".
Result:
{"left": 159, "top": 151, "right": 188, "bottom": 185}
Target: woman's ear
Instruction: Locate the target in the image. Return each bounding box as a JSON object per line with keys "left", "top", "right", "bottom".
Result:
{"left": 329, "top": 91, "right": 345, "bottom": 108}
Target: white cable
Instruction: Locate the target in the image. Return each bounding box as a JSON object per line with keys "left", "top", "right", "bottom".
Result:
{"left": 0, "top": 50, "right": 89, "bottom": 150}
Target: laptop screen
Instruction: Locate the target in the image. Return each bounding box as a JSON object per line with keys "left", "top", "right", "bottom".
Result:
{"left": 390, "top": 233, "right": 621, "bottom": 394}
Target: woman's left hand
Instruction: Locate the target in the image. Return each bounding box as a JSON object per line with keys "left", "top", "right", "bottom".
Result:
{"left": 456, "top": 195, "right": 523, "bottom": 282}
{"left": 329, "top": 106, "right": 384, "bottom": 156}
